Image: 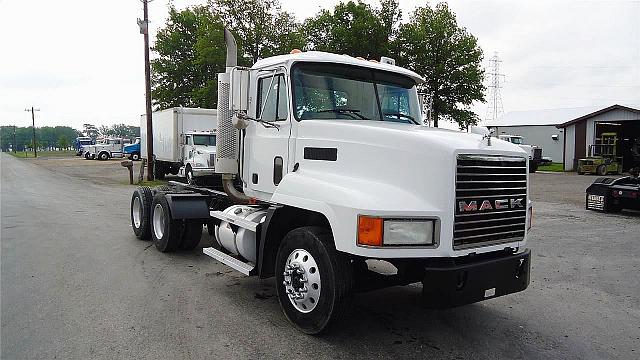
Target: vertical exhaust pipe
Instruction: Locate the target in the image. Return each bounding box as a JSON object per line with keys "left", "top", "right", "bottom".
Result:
{"left": 216, "top": 28, "right": 252, "bottom": 204}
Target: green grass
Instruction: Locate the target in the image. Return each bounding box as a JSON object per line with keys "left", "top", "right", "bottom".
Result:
{"left": 9, "top": 150, "right": 76, "bottom": 158}
{"left": 136, "top": 180, "right": 168, "bottom": 187}
{"left": 537, "top": 162, "right": 564, "bottom": 172}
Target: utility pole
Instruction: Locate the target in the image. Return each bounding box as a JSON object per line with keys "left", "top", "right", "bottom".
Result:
{"left": 24, "top": 107, "right": 40, "bottom": 157}
{"left": 13, "top": 125, "right": 17, "bottom": 153}
{"left": 138, "top": 0, "right": 154, "bottom": 180}
{"left": 485, "top": 52, "right": 505, "bottom": 122}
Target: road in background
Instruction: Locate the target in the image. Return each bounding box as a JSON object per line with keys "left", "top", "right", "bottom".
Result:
{"left": 2, "top": 154, "right": 639, "bottom": 359}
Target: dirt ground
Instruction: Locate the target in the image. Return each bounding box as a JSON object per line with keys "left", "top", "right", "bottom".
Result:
{"left": 23, "top": 156, "right": 149, "bottom": 186}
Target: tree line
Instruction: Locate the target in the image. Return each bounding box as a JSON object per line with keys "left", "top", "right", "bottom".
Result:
{"left": 0, "top": 124, "right": 140, "bottom": 152}
{"left": 152, "top": 0, "right": 485, "bottom": 128}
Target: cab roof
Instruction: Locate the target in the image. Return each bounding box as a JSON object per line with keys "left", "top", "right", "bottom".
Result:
{"left": 252, "top": 51, "right": 424, "bottom": 84}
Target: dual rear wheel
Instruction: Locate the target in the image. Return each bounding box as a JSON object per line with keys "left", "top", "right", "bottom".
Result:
{"left": 130, "top": 187, "right": 203, "bottom": 251}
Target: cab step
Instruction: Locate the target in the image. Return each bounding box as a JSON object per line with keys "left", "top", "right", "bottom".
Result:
{"left": 202, "top": 247, "right": 255, "bottom": 276}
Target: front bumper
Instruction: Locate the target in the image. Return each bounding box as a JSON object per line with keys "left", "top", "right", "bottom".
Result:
{"left": 422, "top": 249, "right": 530, "bottom": 308}
{"left": 191, "top": 167, "right": 216, "bottom": 177}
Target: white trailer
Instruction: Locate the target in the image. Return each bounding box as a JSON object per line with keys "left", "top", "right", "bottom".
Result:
{"left": 129, "top": 30, "right": 533, "bottom": 334}
{"left": 141, "top": 107, "right": 218, "bottom": 183}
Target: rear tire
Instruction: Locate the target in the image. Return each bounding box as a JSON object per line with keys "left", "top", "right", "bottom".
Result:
{"left": 597, "top": 165, "right": 607, "bottom": 176}
{"left": 98, "top": 151, "right": 109, "bottom": 161}
{"left": 180, "top": 220, "right": 203, "bottom": 250}
{"left": 275, "top": 226, "right": 354, "bottom": 335}
{"left": 131, "top": 186, "right": 153, "bottom": 240}
{"left": 151, "top": 194, "right": 183, "bottom": 252}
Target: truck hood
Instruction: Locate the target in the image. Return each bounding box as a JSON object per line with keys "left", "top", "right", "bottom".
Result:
{"left": 296, "top": 120, "right": 526, "bottom": 158}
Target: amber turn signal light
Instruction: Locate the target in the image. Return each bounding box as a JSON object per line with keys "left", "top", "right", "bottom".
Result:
{"left": 357, "top": 216, "right": 383, "bottom": 246}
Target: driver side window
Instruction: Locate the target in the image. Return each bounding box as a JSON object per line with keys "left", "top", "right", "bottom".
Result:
{"left": 258, "top": 74, "right": 288, "bottom": 121}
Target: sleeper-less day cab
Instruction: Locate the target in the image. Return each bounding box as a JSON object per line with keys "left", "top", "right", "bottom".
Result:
{"left": 130, "top": 29, "right": 532, "bottom": 334}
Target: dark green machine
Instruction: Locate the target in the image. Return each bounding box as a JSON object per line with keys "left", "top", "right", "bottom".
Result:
{"left": 577, "top": 133, "right": 623, "bottom": 176}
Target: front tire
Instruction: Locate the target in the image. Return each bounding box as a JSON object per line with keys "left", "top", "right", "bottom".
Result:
{"left": 131, "top": 186, "right": 153, "bottom": 240}
{"left": 98, "top": 151, "right": 109, "bottom": 161}
{"left": 131, "top": 152, "right": 140, "bottom": 161}
{"left": 150, "top": 194, "right": 183, "bottom": 252}
{"left": 186, "top": 166, "right": 196, "bottom": 185}
{"left": 275, "top": 226, "right": 354, "bottom": 335}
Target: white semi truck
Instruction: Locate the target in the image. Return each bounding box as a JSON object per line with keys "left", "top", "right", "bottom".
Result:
{"left": 83, "top": 138, "right": 126, "bottom": 160}
{"left": 129, "top": 30, "right": 532, "bottom": 334}
{"left": 141, "top": 107, "right": 218, "bottom": 184}
{"left": 498, "top": 135, "right": 543, "bottom": 173}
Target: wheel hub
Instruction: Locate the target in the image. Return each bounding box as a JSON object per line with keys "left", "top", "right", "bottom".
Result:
{"left": 132, "top": 197, "right": 142, "bottom": 228}
{"left": 283, "top": 249, "right": 321, "bottom": 313}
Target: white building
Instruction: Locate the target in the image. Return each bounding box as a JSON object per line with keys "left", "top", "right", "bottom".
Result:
{"left": 484, "top": 104, "right": 640, "bottom": 171}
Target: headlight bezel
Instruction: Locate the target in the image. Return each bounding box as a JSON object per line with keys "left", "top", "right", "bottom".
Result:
{"left": 357, "top": 216, "right": 440, "bottom": 248}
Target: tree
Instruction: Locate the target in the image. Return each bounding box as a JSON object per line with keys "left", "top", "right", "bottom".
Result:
{"left": 58, "top": 135, "right": 69, "bottom": 150}
{"left": 393, "top": 3, "right": 485, "bottom": 128}
{"left": 152, "top": 6, "right": 226, "bottom": 109}
{"left": 98, "top": 124, "right": 140, "bottom": 139}
{"left": 83, "top": 124, "right": 99, "bottom": 139}
{"left": 209, "top": 0, "right": 305, "bottom": 64}
{"left": 304, "top": 1, "right": 393, "bottom": 59}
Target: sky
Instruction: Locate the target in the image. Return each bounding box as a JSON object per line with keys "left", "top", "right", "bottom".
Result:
{"left": 0, "top": 0, "right": 638, "bottom": 130}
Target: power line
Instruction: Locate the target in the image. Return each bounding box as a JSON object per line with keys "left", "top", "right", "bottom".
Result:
{"left": 485, "top": 52, "right": 505, "bottom": 122}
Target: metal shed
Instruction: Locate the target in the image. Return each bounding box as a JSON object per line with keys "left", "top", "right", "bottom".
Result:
{"left": 556, "top": 105, "right": 640, "bottom": 171}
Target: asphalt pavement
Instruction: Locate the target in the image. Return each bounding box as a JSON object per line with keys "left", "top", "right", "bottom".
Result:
{"left": 1, "top": 153, "right": 639, "bottom": 359}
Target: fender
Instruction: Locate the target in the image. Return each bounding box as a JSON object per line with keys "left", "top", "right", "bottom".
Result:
{"left": 163, "top": 193, "right": 210, "bottom": 220}
{"left": 269, "top": 169, "right": 444, "bottom": 256}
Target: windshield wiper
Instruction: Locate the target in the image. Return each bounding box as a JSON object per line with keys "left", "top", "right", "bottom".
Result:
{"left": 383, "top": 112, "right": 416, "bottom": 123}
{"left": 317, "top": 108, "right": 369, "bottom": 120}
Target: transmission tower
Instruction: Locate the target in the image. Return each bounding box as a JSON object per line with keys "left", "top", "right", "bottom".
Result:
{"left": 485, "top": 52, "right": 505, "bottom": 122}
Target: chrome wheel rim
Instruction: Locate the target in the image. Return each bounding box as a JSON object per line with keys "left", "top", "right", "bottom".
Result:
{"left": 283, "top": 249, "right": 321, "bottom": 313}
{"left": 132, "top": 197, "right": 142, "bottom": 228}
{"left": 152, "top": 204, "right": 165, "bottom": 239}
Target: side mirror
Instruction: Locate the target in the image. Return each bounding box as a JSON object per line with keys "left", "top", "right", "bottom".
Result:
{"left": 230, "top": 68, "right": 250, "bottom": 113}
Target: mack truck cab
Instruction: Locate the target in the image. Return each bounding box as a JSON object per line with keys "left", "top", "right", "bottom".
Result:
{"left": 129, "top": 29, "right": 532, "bottom": 334}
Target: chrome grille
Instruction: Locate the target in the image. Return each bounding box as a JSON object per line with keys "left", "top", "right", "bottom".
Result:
{"left": 454, "top": 154, "right": 527, "bottom": 250}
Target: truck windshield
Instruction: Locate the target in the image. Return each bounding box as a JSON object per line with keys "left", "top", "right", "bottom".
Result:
{"left": 510, "top": 138, "right": 523, "bottom": 145}
{"left": 193, "top": 135, "right": 216, "bottom": 146}
{"left": 79, "top": 140, "right": 92, "bottom": 145}
{"left": 292, "top": 62, "right": 421, "bottom": 124}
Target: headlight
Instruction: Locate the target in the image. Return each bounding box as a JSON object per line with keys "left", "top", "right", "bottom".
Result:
{"left": 384, "top": 220, "right": 435, "bottom": 245}
{"left": 357, "top": 216, "right": 436, "bottom": 247}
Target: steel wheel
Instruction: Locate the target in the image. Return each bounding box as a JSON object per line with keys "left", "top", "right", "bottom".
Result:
{"left": 132, "top": 153, "right": 140, "bottom": 161}
{"left": 283, "top": 249, "right": 321, "bottom": 313}
{"left": 153, "top": 203, "right": 165, "bottom": 240}
{"left": 186, "top": 168, "right": 195, "bottom": 185}
{"left": 132, "top": 197, "right": 142, "bottom": 228}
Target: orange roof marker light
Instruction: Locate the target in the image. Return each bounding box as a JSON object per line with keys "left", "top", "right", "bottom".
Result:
{"left": 369, "top": 59, "right": 379, "bottom": 63}
{"left": 357, "top": 216, "right": 383, "bottom": 247}
{"left": 290, "top": 49, "right": 302, "bottom": 54}
{"left": 356, "top": 56, "right": 365, "bottom": 60}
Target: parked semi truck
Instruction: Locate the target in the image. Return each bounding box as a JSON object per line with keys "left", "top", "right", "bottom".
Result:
{"left": 124, "top": 137, "right": 141, "bottom": 161}
{"left": 140, "top": 108, "right": 217, "bottom": 184}
{"left": 129, "top": 30, "right": 533, "bottom": 334}
{"left": 498, "top": 135, "right": 543, "bottom": 173}
{"left": 83, "top": 138, "right": 126, "bottom": 160}
{"left": 74, "top": 136, "right": 94, "bottom": 156}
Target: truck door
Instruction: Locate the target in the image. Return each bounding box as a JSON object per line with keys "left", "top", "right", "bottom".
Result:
{"left": 245, "top": 72, "right": 291, "bottom": 195}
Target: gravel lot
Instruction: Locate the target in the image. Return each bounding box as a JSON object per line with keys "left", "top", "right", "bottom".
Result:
{"left": 2, "top": 155, "right": 639, "bottom": 359}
